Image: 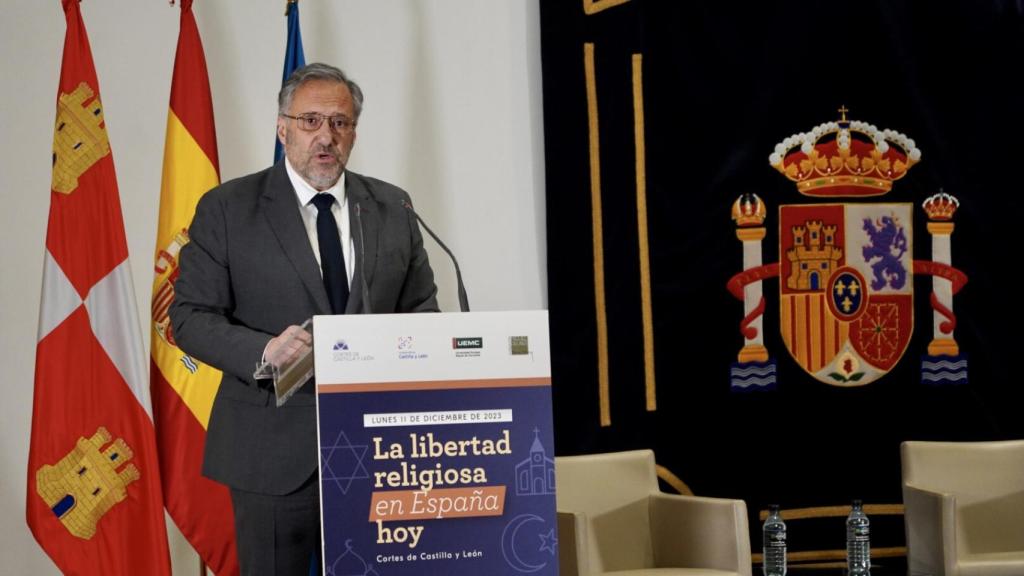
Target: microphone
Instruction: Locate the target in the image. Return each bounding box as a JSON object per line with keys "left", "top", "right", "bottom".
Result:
{"left": 354, "top": 203, "right": 373, "bottom": 314}
{"left": 401, "top": 199, "right": 470, "bottom": 312}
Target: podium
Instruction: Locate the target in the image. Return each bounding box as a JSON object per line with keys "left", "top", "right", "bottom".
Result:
{"left": 313, "top": 311, "right": 558, "bottom": 575}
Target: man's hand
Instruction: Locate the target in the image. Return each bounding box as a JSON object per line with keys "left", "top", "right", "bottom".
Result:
{"left": 265, "top": 324, "right": 312, "bottom": 368}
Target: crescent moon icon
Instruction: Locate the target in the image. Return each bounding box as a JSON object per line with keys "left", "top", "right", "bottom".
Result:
{"left": 501, "top": 513, "right": 547, "bottom": 573}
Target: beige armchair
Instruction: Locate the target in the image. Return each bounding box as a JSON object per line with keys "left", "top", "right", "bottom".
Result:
{"left": 556, "top": 449, "right": 752, "bottom": 576}
{"left": 901, "top": 440, "right": 1024, "bottom": 576}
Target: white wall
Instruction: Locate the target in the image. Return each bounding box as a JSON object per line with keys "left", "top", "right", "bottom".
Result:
{"left": 0, "top": 1, "right": 546, "bottom": 573}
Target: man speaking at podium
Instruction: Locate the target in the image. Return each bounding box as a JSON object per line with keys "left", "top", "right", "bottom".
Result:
{"left": 170, "top": 62, "right": 439, "bottom": 575}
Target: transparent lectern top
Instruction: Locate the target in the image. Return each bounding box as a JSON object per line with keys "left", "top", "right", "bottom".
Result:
{"left": 253, "top": 318, "right": 314, "bottom": 407}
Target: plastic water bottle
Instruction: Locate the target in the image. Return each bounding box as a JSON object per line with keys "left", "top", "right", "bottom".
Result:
{"left": 846, "top": 499, "right": 871, "bottom": 576}
{"left": 763, "top": 504, "right": 786, "bottom": 576}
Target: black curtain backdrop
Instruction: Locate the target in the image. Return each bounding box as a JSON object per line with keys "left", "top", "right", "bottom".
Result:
{"left": 541, "top": 0, "right": 1024, "bottom": 562}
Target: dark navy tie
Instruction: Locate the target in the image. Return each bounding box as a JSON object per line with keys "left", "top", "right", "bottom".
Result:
{"left": 310, "top": 193, "right": 349, "bottom": 314}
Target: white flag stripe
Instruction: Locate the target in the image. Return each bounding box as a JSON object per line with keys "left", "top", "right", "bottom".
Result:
{"left": 37, "top": 249, "right": 84, "bottom": 342}
{"left": 85, "top": 259, "right": 153, "bottom": 419}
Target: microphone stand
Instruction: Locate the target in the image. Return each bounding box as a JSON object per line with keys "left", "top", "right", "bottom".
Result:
{"left": 402, "top": 200, "right": 470, "bottom": 312}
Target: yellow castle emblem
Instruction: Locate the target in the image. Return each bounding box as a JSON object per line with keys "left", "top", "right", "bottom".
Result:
{"left": 52, "top": 82, "right": 110, "bottom": 194}
{"left": 785, "top": 219, "right": 843, "bottom": 291}
{"left": 35, "top": 427, "right": 140, "bottom": 540}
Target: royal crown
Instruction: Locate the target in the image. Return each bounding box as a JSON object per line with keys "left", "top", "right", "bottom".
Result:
{"left": 769, "top": 107, "right": 921, "bottom": 197}
{"left": 922, "top": 190, "right": 960, "bottom": 221}
{"left": 731, "top": 192, "right": 766, "bottom": 227}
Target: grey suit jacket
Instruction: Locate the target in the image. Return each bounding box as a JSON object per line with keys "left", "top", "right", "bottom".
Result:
{"left": 169, "top": 162, "right": 439, "bottom": 495}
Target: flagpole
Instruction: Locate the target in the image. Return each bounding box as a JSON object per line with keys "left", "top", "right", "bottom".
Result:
{"left": 176, "top": 6, "right": 206, "bottom": 575}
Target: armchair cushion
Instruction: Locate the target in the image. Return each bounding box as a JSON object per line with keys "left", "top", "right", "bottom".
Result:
{"left": 649, "top": 493, "right": 750, "bottom": 573}
{"left": 959, "top": 552, "right": 1024, "bottom": 576}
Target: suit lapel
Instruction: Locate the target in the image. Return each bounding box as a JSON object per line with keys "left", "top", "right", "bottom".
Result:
{"left": 261, "top": 162, "right": 332, "bottom": 315}
{"left": 346, "top": 172, "right": 379, "bottom": 314}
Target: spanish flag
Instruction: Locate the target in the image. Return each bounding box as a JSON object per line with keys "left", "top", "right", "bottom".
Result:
{"left": 150, "top": 0, "right": 238, "bottom": 573}
{"left": 27, "top": 0, "right": 171, "bottom": 573}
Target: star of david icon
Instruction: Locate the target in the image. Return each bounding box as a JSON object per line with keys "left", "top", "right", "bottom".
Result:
{"left": 320, "top": 428, "right": 369, "bottom": 496}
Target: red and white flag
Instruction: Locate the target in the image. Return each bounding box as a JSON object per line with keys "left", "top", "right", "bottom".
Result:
{"left": 26, "top": 1, "right": 171, "bottom": 573}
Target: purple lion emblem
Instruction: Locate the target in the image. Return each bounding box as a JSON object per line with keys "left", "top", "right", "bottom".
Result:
{"left": 862, "top": 215, "right": 908, "bottom": 290}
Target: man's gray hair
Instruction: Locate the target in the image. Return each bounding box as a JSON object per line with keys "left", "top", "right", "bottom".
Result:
{"left": 278, "top": 62, "right": 364, "bottom": 119}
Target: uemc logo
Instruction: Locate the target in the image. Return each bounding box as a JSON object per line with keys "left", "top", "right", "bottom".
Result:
{"left": 452, "top": 337, "right": 483, "bottom": 349}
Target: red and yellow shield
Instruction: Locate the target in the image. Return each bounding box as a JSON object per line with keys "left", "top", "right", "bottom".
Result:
{"left": 779, "top": 203, "right": 913, "bottom": 386}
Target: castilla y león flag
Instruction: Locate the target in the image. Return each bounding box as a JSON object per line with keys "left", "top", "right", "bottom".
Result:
{"left": 150, "top": 0, "right": 239, "bottom": 574}
{"left": 26, "top": 1, "right": 171, "bottom": 573}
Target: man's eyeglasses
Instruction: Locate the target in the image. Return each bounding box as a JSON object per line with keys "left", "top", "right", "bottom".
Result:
{"left": 281, "top": 113, "right": 357, "bottom": 133}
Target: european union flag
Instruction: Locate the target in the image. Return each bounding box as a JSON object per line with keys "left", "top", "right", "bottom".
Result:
{"left": 275, "top": 0, "right": 306, "bottom": 163}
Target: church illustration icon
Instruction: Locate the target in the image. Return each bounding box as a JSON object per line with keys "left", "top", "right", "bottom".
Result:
{"left": 515, "top": 428, "right": 555, "bottom": 496}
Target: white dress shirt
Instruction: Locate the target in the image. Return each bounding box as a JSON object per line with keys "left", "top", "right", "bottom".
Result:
{"left": 284, "top": 158, "right": 355, "bottom": 288}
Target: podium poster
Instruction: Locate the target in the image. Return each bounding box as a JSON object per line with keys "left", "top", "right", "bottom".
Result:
{"left": 314, "top": 311, "right": 558, "bottom": 575}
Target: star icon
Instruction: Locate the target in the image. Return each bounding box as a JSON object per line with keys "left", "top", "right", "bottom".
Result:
{"left": 320, "top": 428, "right": 369, "bottom": 496}
{"left": 538, "top": 528, "right": 558, "bottom": 555}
